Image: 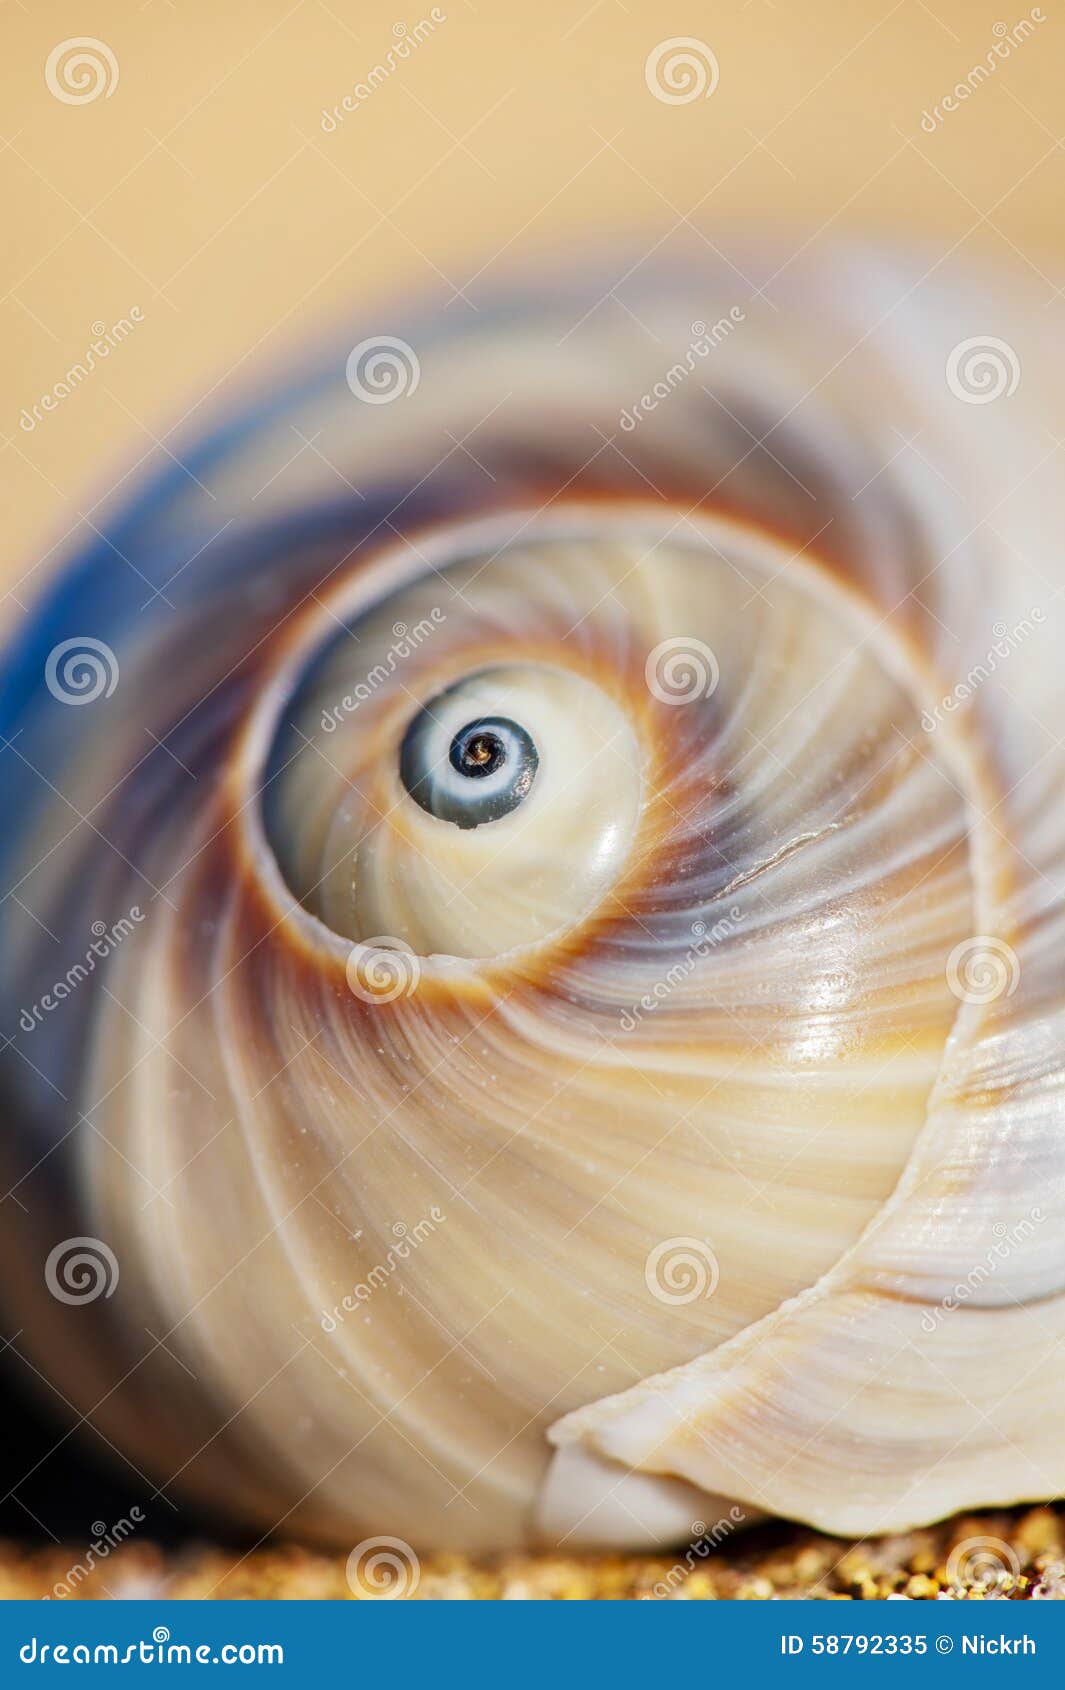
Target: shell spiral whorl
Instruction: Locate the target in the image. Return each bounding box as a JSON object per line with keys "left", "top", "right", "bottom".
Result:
{"left": 2, "top": 251, "right": 1063, "bottom": 1553}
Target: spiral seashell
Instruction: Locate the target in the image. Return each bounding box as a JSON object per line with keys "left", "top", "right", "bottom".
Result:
{"left": 1, "top": 247, "right": 1063, "bottom": 1554}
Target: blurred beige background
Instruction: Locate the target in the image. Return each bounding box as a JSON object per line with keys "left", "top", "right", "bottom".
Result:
{"left": 2, "top": 0, "right": 1062, "bottom": 607}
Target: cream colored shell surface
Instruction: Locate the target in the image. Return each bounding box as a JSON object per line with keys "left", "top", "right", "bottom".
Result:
{"left": 0, "top": 248, "right": 1061, "bottom": 1553}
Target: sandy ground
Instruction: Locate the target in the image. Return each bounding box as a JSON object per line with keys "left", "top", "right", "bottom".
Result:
{"left": 3, "top": 1508, "right": 1065, "bottom": 1600}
